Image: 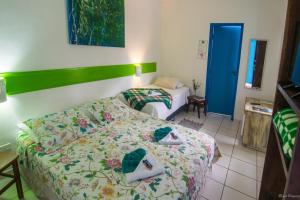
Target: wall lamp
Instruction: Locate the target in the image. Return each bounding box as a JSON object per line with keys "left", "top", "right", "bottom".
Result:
{"left": 135, "top": 65, "right": 142, "bottom": 77}
{"left": 0, "top": 77, "right": 7, "bottom": 103}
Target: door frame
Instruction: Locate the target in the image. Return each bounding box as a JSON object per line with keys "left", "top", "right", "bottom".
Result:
{"left": 205, "top": 23, "right": 244, "bottom": 120}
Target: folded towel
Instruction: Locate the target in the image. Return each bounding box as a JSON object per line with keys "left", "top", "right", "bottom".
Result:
{"left": 122, "top": 148, "right": 146, "bottom": 174}
{"left": 126, "top": 154, "right": 164, "bottom": 183}
{"left": 154, "top": 127, "right": 172, "bottom": 142}
{"left": 148, "top": 91, "right": 161, "bottom": 97}
{"left": 159, "top": 130, "right": 184, "bottom": 145}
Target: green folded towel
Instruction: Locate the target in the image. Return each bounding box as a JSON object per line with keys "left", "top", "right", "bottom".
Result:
{"left": 122, "top": 148, "right": 146, "bottom": 174}
{"left": 154, "top": 127, "right": 172, "bottom": 142}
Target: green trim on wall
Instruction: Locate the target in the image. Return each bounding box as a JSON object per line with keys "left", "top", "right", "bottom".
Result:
{"left": 0, "top": 62, "right": 156, "bottom": 95}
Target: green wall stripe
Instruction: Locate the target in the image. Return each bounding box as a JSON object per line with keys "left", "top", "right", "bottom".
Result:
{"left": 0, "top": 62, "right": 156, "bottom": 95}
{"left": 142, "top": 63, "right": 156, "bottom": 73}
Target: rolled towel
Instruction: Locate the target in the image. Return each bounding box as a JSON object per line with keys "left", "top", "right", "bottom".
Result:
{"left": 126, "top": 153, "right": 164, "bottom": 183}
{"left": 154, "top": 127, "right": 172, "bottom": 142}
{"left": 159, "top": 129, "right": 184, "bottom": 145}
{"left": 122, "top": 148, "right": 146, "bottom": 174}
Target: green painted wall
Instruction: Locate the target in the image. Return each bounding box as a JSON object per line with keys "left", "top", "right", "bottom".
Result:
{"left": 0, "top": 62, "right": 156, "bottom": 95}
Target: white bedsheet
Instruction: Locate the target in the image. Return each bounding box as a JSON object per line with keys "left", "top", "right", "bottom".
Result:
{"left": 118, "top": 84, "right": 190, "bottom": 119}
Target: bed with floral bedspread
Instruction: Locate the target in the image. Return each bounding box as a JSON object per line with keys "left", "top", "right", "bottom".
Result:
{"left": 16, "top": 98, "right": 218, "bottom": 200}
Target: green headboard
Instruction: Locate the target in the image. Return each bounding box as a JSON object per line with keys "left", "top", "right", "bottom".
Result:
{"left": 0, "top": 62, "right": 156, "bottom": 95}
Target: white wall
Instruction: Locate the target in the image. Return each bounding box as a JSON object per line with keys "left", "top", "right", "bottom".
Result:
{"left": 161, "top": 0, "right": 287, "bottom": 119}
{"left": 0, "top": 0, "right": 161, "bottom": 145}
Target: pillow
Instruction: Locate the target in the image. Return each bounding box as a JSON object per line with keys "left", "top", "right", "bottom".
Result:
{"left": 87, "top": 97, "right": 131, "bottom": 125}
{"left": 17, "top": 123, "right": 39, "bottom": 143}
{"left": 23, "top": 108, "right": 97, "bottom": 153}
{"left": 154, "top": 77, "right": 180, "bottom": 89}
{"left": 176, "top": 81, "right": 184, "bottom": 88}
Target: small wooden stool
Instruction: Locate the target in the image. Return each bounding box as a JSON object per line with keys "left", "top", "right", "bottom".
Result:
{"left": 186, "top": 95, "right": 207, "bottom": 118}
{"left": 0, "top": 152, "right": 24, "bottom": 199}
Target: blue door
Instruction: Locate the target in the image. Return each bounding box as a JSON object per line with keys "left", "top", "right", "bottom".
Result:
{"left": 205, "top": 23, "right": 243, "bottom": 119}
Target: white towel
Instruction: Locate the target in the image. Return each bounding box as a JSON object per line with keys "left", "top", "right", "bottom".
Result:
{"left": 159, "top": 130, "right": 184, "bottom": 145}
{"left": 126, "top": 154, "right": 164, "bottom": 183}
{"left": 148, "top": 91, "right": 161, "bottom": 97}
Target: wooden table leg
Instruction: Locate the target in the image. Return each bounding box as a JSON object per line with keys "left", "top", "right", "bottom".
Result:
{"left": 197, "top": 105, "right": 200, "bottom": 118}
{"left": 12, "top": 161, "right": 24, "bottom": 199}
{"left": 204, "top": 102, "right": 207, "bottom": 116}
{"left": 186, "top": 99, "right": 192, "bottom": 113}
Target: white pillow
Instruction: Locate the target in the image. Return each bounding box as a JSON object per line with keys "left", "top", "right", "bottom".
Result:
{"left": 176, "top": 81, "right": 184, "bottom": 88}
{"left": 154, "top": 77, "right": 180, "bottom": 89}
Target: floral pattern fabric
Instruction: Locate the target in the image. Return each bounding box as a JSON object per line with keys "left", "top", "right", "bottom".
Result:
{"left": 17, "top": 98, "right": 217, "bottom": 200}
{"left": 23, "top": 107, "right": 97, "bottom": 154}
{"left": 86, "top": 97, "right": 133, "bottom": 126}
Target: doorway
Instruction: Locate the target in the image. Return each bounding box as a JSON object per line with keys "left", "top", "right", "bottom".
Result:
{"left": 205, "top": 23, "right": 244, "bottom": 119}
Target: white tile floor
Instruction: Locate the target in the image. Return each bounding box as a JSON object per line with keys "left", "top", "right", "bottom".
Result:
{"left": 174, "top": 111, "right": 265, "bottom": 200}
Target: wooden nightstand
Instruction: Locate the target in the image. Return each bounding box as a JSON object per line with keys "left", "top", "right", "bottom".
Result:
{"left": 186, "top": 95, "right": 207, "bottom": 118}
{"left": 0, "top": 151, "right": 24, "bottom": 199}
{"left": 242, "top": 97, "right": 273, "bottom": 152}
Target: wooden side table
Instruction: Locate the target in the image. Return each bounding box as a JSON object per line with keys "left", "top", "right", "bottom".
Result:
{"left": 242, "top": 97, "right": 273, "bottom": 152}
{"left": 0, "top": 152, "right": 24, "bottom": 199}
{"left": 186, "top": 95, "right": 207, "bottom": 118}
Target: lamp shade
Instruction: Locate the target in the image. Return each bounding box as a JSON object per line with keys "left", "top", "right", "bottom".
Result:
{"left": 0, "top": 77, "right": 7, "bottom": 103}
{"left": 135, "top": 65, "right": 142, "bottom": 77}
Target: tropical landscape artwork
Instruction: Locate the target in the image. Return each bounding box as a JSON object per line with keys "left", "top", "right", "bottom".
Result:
{"left": 67, "top": 0, "right": 125, "bottom": 47}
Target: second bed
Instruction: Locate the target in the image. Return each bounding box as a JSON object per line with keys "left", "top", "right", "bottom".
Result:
{"left": 118, "top": 84, "right": 190, "bottom": 120}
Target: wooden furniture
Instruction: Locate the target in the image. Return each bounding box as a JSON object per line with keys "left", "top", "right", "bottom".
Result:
{"left": 259, "top": 0, "right": 300, "bottom": 199}
{"left": 252, "top": 41, "right": 267, "bottom": 88}
{"left": 0, "top": 152, "right": 24, "bottom": 199}
{"left": 242, "top": 97, "right": 273, "bottom": 152}
{"left": 245, "top": 40, "right": 268, "bottom": 89}
{"left": 186, "top": 95, "right": 207, "bottom": 118}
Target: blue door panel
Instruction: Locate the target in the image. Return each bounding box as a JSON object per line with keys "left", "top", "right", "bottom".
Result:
{"left": 206, "top": 24, "right": 243, "bottom": 118}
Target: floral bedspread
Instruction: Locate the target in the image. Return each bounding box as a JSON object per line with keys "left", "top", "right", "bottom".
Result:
{"left": 17, "top": 107, "right": 217, "bottom": 200}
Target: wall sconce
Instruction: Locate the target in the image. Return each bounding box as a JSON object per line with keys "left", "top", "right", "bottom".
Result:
{"left": 0, "top": 77, "right": 7, "bottom": 103}
{"left": 135, "top": 65, "right": 142, "bottom": 77}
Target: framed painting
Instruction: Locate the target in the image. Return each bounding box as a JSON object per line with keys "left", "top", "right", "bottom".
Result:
{"left": 67, "top": 0, "right": 125, "bottom": 47}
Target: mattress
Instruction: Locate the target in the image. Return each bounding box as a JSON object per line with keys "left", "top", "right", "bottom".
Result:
{"left": 16, "top": 99, "right": 218, "bottom": 200}
{"left": 118, "top": 84, "right": 190, "bottom": 119}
